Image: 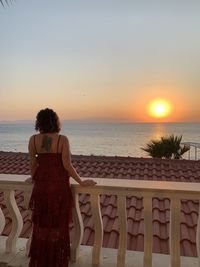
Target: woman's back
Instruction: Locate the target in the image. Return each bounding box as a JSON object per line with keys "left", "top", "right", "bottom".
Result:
{"left": 33, "top": 133, "right": 62, "bottom": 154}
{"left": 29, "top": 133, "right": 67, "bottom": 179}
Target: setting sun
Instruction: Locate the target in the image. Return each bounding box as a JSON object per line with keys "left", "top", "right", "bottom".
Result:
{"left": 148, "top": 99, "right": 172, "bottom": 119}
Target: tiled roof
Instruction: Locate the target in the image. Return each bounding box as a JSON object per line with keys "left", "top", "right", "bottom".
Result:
{"left": 0, "top": 151, "right": 200, "bottom": 256}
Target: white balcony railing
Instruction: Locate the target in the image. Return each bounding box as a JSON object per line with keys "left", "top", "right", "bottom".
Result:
{"left": 181, "top": 142, "right": 200, "bottom": 160}
{"left": 0, "top": 174, "right": 200, "bottom": 267}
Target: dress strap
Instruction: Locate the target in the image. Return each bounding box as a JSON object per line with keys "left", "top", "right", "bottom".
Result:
{"left": 34, "top": 135, "right": 38, "bottom": 154}
{"left": 57, "top": 135, "right": 61, "bottom": 153}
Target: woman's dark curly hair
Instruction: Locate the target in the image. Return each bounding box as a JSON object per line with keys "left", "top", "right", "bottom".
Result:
{"left": 35, "top": 108, "right": 61, "bottom": 133}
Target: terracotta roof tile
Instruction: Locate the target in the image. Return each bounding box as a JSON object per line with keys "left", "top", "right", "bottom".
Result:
{"left": 106, "top": 231, "right": 119, "bottom": 248}
{"left": 104, "top": 218, "right": 115, "bottom": 233}
{"left": 81, "top": 203, "right": 91, "bottom": 216}
{"left": 181, "top": 223, "right": 193, "bottom": 241}
{"left": 127, "top": 207, "right": 137, "bottom": 220}
{"left": 158, "top": 238, "right": 169, "bottom": 254}
{"left": 181, "top": 239, "right": 196, "bottom": 257}
{"left": 181, "top": 212, "right": 195, "bottom": 227}
{"left": 82, "top": 227, "right": 92, "bottom": 244}
{"left": 102, "top": 205, "right": 116, "bottom": 219}
{"left": 153, "top": 209, "right": 167, "bottom": 223}
{"left": 0, "top": 151, "right": 200, "bottom": 256}
{"left": 135, "top": 235, "right": 144, "bottom": 251}
{"left": 79, "top": 194, "right": 90, "bottom": 204}
{"left": 153, "top": 236, "right": 163, "bottom": 253}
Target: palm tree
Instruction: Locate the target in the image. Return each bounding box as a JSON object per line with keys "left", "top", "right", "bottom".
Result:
{"left": 0, "top": 0, "right": 13, "bottom": 7}
{"left": 141, "top": 134, "right": 190, "bottom": 159}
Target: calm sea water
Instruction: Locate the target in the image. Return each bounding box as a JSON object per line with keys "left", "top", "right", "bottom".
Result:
{"left": 0, "top": 121, "right": 199, "bottom": 158}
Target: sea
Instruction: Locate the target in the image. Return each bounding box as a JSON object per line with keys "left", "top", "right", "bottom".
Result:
{"left": 0, "top": 121, "right": 200, "bottom": 159}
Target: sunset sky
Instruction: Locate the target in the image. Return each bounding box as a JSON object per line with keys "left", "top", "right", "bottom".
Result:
{"left": 0, "top": 1, "right": 200, "bottom": 122}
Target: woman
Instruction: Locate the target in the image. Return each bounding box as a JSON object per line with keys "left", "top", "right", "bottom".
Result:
{"left": 28, "top": 108, "right": 96, "bottom": 267}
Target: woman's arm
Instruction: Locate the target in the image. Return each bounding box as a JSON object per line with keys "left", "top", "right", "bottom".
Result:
{"left": 61, "top": 136, "right": 96, "bottom": 186}
{"left": 28, "top": 135, "right": 38, "bottom": 179}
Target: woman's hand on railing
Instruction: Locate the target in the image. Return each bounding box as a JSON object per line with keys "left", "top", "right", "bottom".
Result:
{"left": 80, "top": 179, "right": 97, "bottom": 186}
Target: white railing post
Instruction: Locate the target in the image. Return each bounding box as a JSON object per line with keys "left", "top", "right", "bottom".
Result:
{"left": 117, "top": 195, "right": 127, "bottom": 267}
{"left": 188, "top": 147, "right": 191, "bottom": 160}
{"left": 196, "top": 200, "right": 200, "bottom": 267}
{"left": 4, "top": 190, "right": 23, "bottom": 253}
{"left": 143, "top": 196, "right": 153, "bottom": 267}
{"left": 170, "top": 198, "right": 181, "bottom": 267}
{"left": 91, "top": 194, "right": 103, "bottom": 266}
{"left": 70, "top": 191, "right": 84, "bottom": 263}
{"left": 195, "top": 147, "right": 197, "bottom": 160}
{"left": 0, "top": 194, "right": 6, "bottom": 235}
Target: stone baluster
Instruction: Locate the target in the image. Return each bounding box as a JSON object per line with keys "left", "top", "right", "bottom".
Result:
{"left": 170, "top": 198, "right": 181, "bottom": 267}
{"left": 4, "top": 190, "right": 23, "bottom": 253}
{"left": 0, "top": 192, "right": 6, "bottom": 234}
{"left": 91, "top": 194, "right": 103, "bottom": 266}
{"left": 70, "top": 191, "right": 84, "bottom": 263}
{"left": 143, "top": 196, "right": 153, "bottom": 267}
{"left": 117, "top": 195, "right": 127, "bottom": 267}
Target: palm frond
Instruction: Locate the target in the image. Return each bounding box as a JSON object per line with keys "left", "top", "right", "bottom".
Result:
{"left": 0, "top": 0, "right": 13, "bottom": 7}
{"left": 141, "top": 139, "right": 164, "bottom": 158}
{"left": 142, "top": 134, "right": 189, "bottom": 159}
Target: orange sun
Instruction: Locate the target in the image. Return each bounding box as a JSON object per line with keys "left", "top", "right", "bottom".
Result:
{"left": 148, "top": 99, "right": 172, "bottom": 119}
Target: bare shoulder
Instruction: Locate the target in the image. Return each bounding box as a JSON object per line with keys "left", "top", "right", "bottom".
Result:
{"left": 29, "top": 134, "right": 36, "bottom": 143}
{"left": 28, "top": 135, "right": 37, "bottom": 151}
{"left": 59, "top": 135, "right": 69, "bottom": 145}
{"left": 29, "top": 133, "right": 40, "bottom": 142}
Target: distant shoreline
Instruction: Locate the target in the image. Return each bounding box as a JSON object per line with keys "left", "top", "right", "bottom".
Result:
{"left": 0, "top": 120, "right": 200, "bottom": 124}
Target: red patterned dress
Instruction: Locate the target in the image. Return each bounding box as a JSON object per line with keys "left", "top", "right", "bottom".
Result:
{"left": 29, "top": 140, "right": 73, "bottom": 267}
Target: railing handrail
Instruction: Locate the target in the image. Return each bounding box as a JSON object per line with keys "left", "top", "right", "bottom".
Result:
{"left": 181, "top": 141, "right": 200, "bottom": 148}
{"left": 2, "top": 174, "right": 200, "bottom": 197}
{"left": 181, "top": 142, "right": 200, "bottom": 160}
{"left": 0, "top": 174, "right": 30, "bottom": 182}
{"left": 71, "top": 177, "right": 200, "bottom": 199}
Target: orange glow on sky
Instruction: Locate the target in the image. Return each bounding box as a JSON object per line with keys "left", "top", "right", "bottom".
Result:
{"left": 0, "top": 2, "right": 200, "bottom": 122}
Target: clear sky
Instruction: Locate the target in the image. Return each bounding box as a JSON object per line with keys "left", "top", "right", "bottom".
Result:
{"left": 0, "top": 0, "right": 200, "bottom": 122}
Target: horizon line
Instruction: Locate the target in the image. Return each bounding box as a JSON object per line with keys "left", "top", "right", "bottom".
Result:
{"left": 0, "top": 119, "right": 199, "bottom": 124}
